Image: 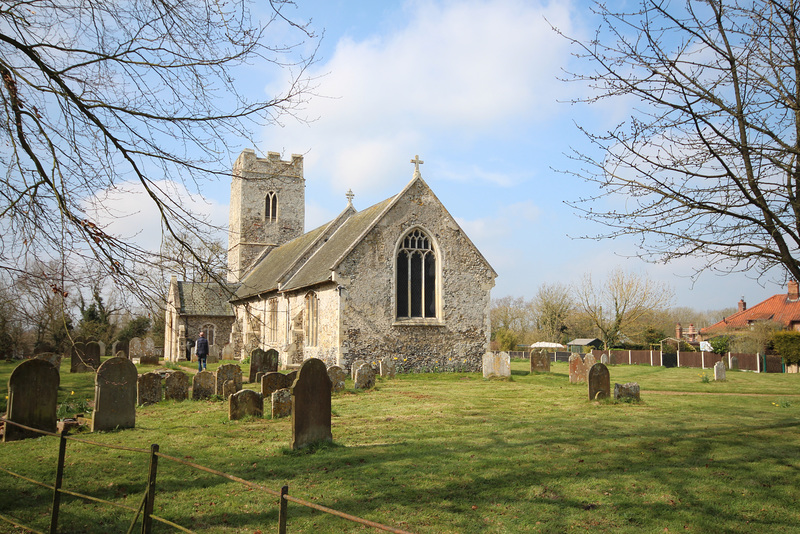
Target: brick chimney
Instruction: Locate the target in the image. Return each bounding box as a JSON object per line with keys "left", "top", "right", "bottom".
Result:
{"left": 675, "top": 323, "right": 683, "bottom": 340}
{"left": 738, "top": 297, "right": 746, "bottom": 312}
{"left": 789, "top": 280, "right": 799, "bottom": 301}
{"left": 687, "top": 324, "right": 697, "bottom": 342}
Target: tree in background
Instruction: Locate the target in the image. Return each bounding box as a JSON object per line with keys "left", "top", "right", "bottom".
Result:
{"left": 772, "top": 331, "right": 800, "bottom": 365}
{"left": 561, "top": 1, "right": 800, "bottom": 283}
{"left": 731, "top": 320, "right": 782, "bottom": 354}
{"left": 576, "top": 268, "right": 673, "bottom": 350}
{"left": 490, "top": 296, "right": 533, "bottom": 351}
{"left": 115, "top": 317, "right": 151, "bottom": 349}
{"left": 531, "top": 282, "right": 573, "bottom": 344}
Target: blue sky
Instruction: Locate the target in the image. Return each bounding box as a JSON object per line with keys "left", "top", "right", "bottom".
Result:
{"left": 101, "top": 0, "right": 787, "bottom": 311}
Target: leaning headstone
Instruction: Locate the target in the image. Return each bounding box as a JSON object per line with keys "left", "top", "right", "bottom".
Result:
{"left": 222, "top": 379, "right": 237, "bottom": 399}
{"left": 249, "top": 348, "right": 269, "bottom": 383}
{"left": 35, "top": 352, "right": 61, "bottom": 370}
{"left": 350, "top": 359, "right": 367, "bottom": 381}
{"left": 215, "top": 363, "right": 242, "bottom": 396}
{"left": 4, "top": 359, "right": 59, "bottom": 441}
{"left": 262, "top": 371, "right": 295, "bottom": 398}
{"left": 600, "top": 353, "right": 610, "bottom": 365}
{"left": 569, "top": 354, "right": 587, "bottom": 384}
{"left": 291, "top": 358, "right": 332, "bottom": 450}
{"left": 714, "top": 360, "right": 726, "bottom": 381}
{"left": 530, "top": 352, "right": 550, "bottom": 373}
{"left": 327, "top": 365, "right": 347, "bottom": 393}
{"left": 272, "top": 388, "right": 292, "bottom": 418}
{"left": 192, "top": 370, "right": 216, "bottom": 400}
{"left": 354, "top": 363, "right": 376, "bottom": 389}
{"left": 229, "top": 389, "right": 263, "bottom": 420}
{"left": 379, "top": 357, "right": 397, "bottom": 378}
{"left": 92, "top": 357, "right": 137, "bottom": 432}
{"left": 164, "top": 371, "right": 189, "bottom": 401}
{"left": 129, "top": 337, "right": 144, "bottom": 361}
{"left": 137, "top": 372, "right": 162, "bottom": 406}
{"left": 482, "top": 352, "right": 511, "bottom": 378}
{"left": 614, "top": 382, "right": 641, "bottom": 401}
{"left": 588, "top": 363, "right": 610, "bottom": 400}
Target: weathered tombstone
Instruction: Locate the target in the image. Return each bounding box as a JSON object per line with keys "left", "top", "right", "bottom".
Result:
{"left": 115, "top": 350, "right": 127, "bottom": 359}
{"left": 730, "top": 356, "right": 739, "bottom": 370}
{"left": 354, "top": 362, "right": 376, "bottom": 389}
{"left": 137, "top": 372, "right": 162, "bottom": 406}
{"left": 97, "top": 341, "right": 106, "bottom": 358}
{"left": 221, "top": 344, "right": 235, "bottom": 360}
{"left": 215, "top": 363, "right": 243, "bottom": 396}
{"left": 350, "top": 359, "right": 367, "bottom": 381}
{"left": 70, "top": 340, "right": 92, "bottom": 373}
{"left": 208, "top": 345, "right": 220, "bottom": 364}
{"left": 583, "top": 353, "right": 597, "bottom": 376}
{"left": 614, "top": 382, "right": 641, "bottom": 401}
{"left": 600, "top": 353, "right": 610, "bottom": 365}
{"left": 192, "top": 370, "right": 216, "bottom": 400}
{"left": 379, "top": 357, "right": 397, "bottom": 378}
{"left": 569, "top": 354, "right": 587, "bottom": 384}
{"left": 714, "top": 360, "right": 726, "bottom": 381}
{"left": 111, "top": 341, "right": 119, "bottom": 357}
{"left": 4, "top": 359, "right": 59, "bottom": 441}
{"left": 255, "top": 371, "right": 265, "bottom": 384}
{"left": 35, "top": 352, "right": 61, "bottom": 370}
{"left": 261, "top": 371, "right": 295, "bottom": 398}
{"left": 129, "top": 337, "right": 144, "bottom": 361}
{"left": 164, "top": 371, "right": 189, "bottom": 401}
{"left": 286, "top": 370, "right": 298, "bottom": 383}
{"left": 222, "top": 379, "right": 237, "bottom": 399}
{"left": 327, "top": 365, "right": 347, "bottom": 393}
{"left": 249, "top": 348, "right": 269, "bottom": 383}
{"left": 291, "top": 358, "right": 332, "bottom": 450}
{"left": 264, "top": 349, "right": 279, "bottom": 373}
{"left": 83, "top": 341, "right": 102, "bottom": 370}
{"left": 530, "top": 352, "right": 550, "bottom": 373}
{"left": 92, "top": 357, "right": 137, "bottom": 432}
{"left": 588, "top": 363, "right": 610, "bottom": 400}
{"left": 482, "top": 351, "right": 511, "bottom": 378}
{"left": 272, "top": 388, "right": 292, "bottom": 418}
{"left": 140, "top": 338, "right": 159, "bottom": 365}
{"left": 229, "top": 389, "right": 263, "bottom": 420}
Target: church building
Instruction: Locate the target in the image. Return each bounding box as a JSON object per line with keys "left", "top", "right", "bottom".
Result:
{"left": 165, "top": 149, "right": 496, "bottom": 372}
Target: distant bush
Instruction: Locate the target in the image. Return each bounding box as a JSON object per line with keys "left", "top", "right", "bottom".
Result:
{"left": 772, "top": 331, "right": 800, "bottom": 364}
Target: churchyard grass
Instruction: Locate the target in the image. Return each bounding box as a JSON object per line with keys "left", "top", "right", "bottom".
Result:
{"left": 0, "top": 359, "right": 798, "bottom": 533}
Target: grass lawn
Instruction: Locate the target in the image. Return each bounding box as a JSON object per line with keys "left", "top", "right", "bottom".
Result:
{"left": 0, "top": 358, "right": 798, "bottom": 533}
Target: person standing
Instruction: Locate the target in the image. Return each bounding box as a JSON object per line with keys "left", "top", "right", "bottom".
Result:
{"left": 195, "top": 331, "right": 209, "bottom": 372}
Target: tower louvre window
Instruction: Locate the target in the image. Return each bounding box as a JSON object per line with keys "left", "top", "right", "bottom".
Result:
{"left": 265, "top": 191, "right": 278, "bottom": 222}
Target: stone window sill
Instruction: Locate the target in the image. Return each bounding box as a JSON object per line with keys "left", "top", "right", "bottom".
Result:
{"left": 392, "top": 318, "right": 445, "bottom": 327}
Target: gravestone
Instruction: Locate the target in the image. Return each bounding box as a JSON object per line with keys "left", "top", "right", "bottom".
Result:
{"left": 4, "top": 359, "right": 59, "bottom": 441}
{"left": 129, "top": 337, "right": 144, "bottom": 361}
{"left": 569, "top": 354, "right": 587, "bottom": 384}
{"left": 730, "top": 356, "right": 738, "bottom": 370}
{"left": 583, "top": 353, "right": 597, "bottom": 374}
{"left": 70, "top": 340, "right": 92, "bottom": 373}
{"left": 286, "top": 370, "right": 298, "bottom": 383}
{"left": 115, "top": 350, "right": 127, "bottom": 359}
{"left": 111, "top": 341, "right": 119, "bottom": 357}
{"left": 222, "top": 379, "right": 237, "bottom": 399}
{"left": 215, "top": 363, "right": 242, "bottom": 396}
{"left": 221, "top": 344, "right": 235, "bottom": 360}
{"left": 255, "top": 372, "right": 265, "bottom": 384}
{"left": 97, "top": 341, "right": 106, "bottom": 357}
{"left": 137, "top": 372, "right": 162, "bottom": 406}
{"left": 350, "top": 359, "right": 367, "bottom": 381}
{"left": 92, "top": 357, "right": 137, "bottom": 432}
{"left": 192, "top": 370, "right": 216, "bottom": 400}
{"left": 35, "top": 352, "right": 61, "bottom": 370}
{"left": 261, "top": 371, "right": 295, "bottom": 398}
{"left": 530, "top": 352, "right": 550, "bottom": 373}
{"left": 83, "top": 341, "right": 102, "bottom": 370}
{"left": 291, "top": 358, "right": 332, "bottom": 450}
{"left": 229, "top": 389, "right": 263, "bottom": 420}
{"left": 327, "top": 365, "right": 347, "bottom": 393}
{"left": 600, "top": 353, "right": 610, "bottom": 365}
{"left": 140, "top": 338, "right": 159, "bottom": 365}
{"left": 354, "top": 363, "right": 376, "bottom": 389}
{"left": 164, "top": 371, "right": 189, "bottom": 401}
{"left": 714, "top": 360, "right": 726, "bottom": 381}
{"left": 614, "top": 382, "right": 641, "bottom": 401}
{"left": 272, "top": 388, "right": 292, "bottom": 418}
{"left": 482, "top": 352, "right": 511, "bottom": 378}
{"left": 208, "top": 344, "right": 220, "bottom": 364}
{"left": 249, "top": 348, "right": 268, "bottom": 383}
{"left": 379, "top": 357, "right": 397, "bottom": 378}
{"left": 588, "top": 363, "right": 610, "bottom": 400}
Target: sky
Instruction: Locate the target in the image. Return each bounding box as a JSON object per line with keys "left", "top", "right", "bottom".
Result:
{"left": 101, "top": 0, "right": 788, "bottom": 312}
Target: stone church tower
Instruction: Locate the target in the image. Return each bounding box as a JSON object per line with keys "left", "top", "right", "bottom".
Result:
{"left": 227, "top": 149, "right": 305, "bottom": 282}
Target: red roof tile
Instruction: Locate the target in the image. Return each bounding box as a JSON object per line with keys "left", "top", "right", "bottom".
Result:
{"left": 701, "top": 293, "right": 800, "bottom": 335}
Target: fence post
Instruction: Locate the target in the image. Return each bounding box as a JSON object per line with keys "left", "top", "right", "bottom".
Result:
{"left": 142, "top": 444, "right": 159, "bottom": 534}
{"left": 279, "top": 485, "right": 289, "bottom": 534}
{"left": 49, "top": 430, "right": 69, "bottom": 534}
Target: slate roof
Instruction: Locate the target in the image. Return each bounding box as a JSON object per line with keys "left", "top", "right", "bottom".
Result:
{"left": 178, "top": 282, "right": 238, "bottom": 316}
{"left": 701, "top": 291, "right": 800, "bottom": 335}
{"left": 567, "top": 338, "right": 601, "bottom": 346}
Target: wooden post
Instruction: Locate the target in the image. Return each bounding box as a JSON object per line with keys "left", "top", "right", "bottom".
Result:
{"left": 142, "top": 444, "right": 159, "bottom": 534}
{"left": 279, "top": 485, "right": 289, "bottom": 534}
{"left": 49, "top": 430, "right": 69, "bottom": 534}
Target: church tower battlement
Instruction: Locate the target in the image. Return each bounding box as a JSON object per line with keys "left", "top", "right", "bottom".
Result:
{"left": 227, "top": 149, "right": 305, "bottom": 282}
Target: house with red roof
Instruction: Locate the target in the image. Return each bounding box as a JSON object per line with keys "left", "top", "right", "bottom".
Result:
{"left": 700, "top": 281, "right": 800, "bottom": 339}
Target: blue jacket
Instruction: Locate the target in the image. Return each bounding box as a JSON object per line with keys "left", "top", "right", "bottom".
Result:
{"left": 195, "top": 337, "right": 209, "bottom": 357}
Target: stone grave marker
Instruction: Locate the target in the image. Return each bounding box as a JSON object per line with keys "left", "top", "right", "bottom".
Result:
{"left": 354, "top": 362, "right": 376, "bottom": 389}
{"left": 35, "top": 352, "right": 61, "bottom": 370}
{"left": 129, "top": 337, "right": 144, "bottom": 361}
{"left": 291, "top": 358, "right": 332, "bottom": 450}
{"left": 272, "top": 388, "right": 292, "bottom": 418}
{"left": 714, "top": 360, "right": 726, "bottom": 381}
{"left": 192, "top": 371, "right": 216, "bottom": 400}
{"left": 229, "top": 389, "right": 263, "bottom": 420}
{"left": 530, "top": 352, "right": 550, "bottom": 373}
{"left": 583, "top": 353, "right": 597, "bottom": 374}
{"left": 140, "top": 338, "right": 159, "bottom": 365}
{"left": 730, "top": 356, "right": 739, "bottom": 370}
{"left": 137, "top": 372, "right": 162, "bottom": 406}
{"left": 92, "top": 357, "right": 137, "bottom": 432}
{"left": 84, "top": 341, "right": 102, "bottom": 370}
{"left": 482, "top": 352, "right": 511, "bottom": 378}
{"left": 215, "top": 363, "right": 243, "bottom": 396}
{"left": 222, "top": 379, "right": 237, "bottom": 399}
{"left": 614, "top": 382, "right": 641, "bottom": 401}
{"left": 4, "top": 359, "right": 59, "bottom": 442}
{"left": 249, "top": 348, "right": 268, "bottom": 383}
{"left": 221, "top": 344, "right": 235, "bottom": 360}
{"left": 70, "top": 340, "right": 91, "bottom": 373}
{"left": 261, "top": 371, "right": 295, "bottom": 398}
{"left": 208, "top": 345, "right": 220, "bottom": 364}
{"left": 588, "top": 363, "right": 610, "bottom": 400}
{"left": 569, "top": 354, "right": 587, "bottom": 384}
{"left": 327, "top": 365, "right": 347, "bottom": 393}
{"left": 165, "top": 371, "right": 189, "bottom": 401}
{"left": 255, "top": 372, "right": 265, "bottom": 384}
{"left": 379, "top": 357, "right": 397, "bottom": 378}
{"left": 350, "top": 359, "right": 366, "bottom": 381}
{"left": 600, "top": 353, "right": 610, "bottom": 365}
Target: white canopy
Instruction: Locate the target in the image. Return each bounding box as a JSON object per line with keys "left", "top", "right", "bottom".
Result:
{"left": 529, "top": 342, "right": 565, "bottom": 349}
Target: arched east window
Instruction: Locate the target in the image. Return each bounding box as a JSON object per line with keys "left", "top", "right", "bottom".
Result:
{"left": 396, "top": 229, "right": 437, "bottom": 319}
{"left": 201, "top": 323, "right": 216, "bottom": 346}
{"left": 265, "top": 191, "right": 278, "bottom": 222}
{"left": 304, "top": 292, "right": 319, "bottom": 346}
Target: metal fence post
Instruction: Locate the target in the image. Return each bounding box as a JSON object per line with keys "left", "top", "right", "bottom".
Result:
{"left": 49, "top": 430, "right": 69, "bottom": 534}
{"left": 279, "top": 485, "right": 289, "bottom": 534}
{"left": 141, "top": 444, "right": 159, "bottom": 534}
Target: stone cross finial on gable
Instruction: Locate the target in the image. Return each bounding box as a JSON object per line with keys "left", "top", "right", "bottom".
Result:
{"left": 411, "top": 155, "right": 424, "bottom": 175}
{"left": 346, "top": 189, "right": 354, "bottom": 205}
